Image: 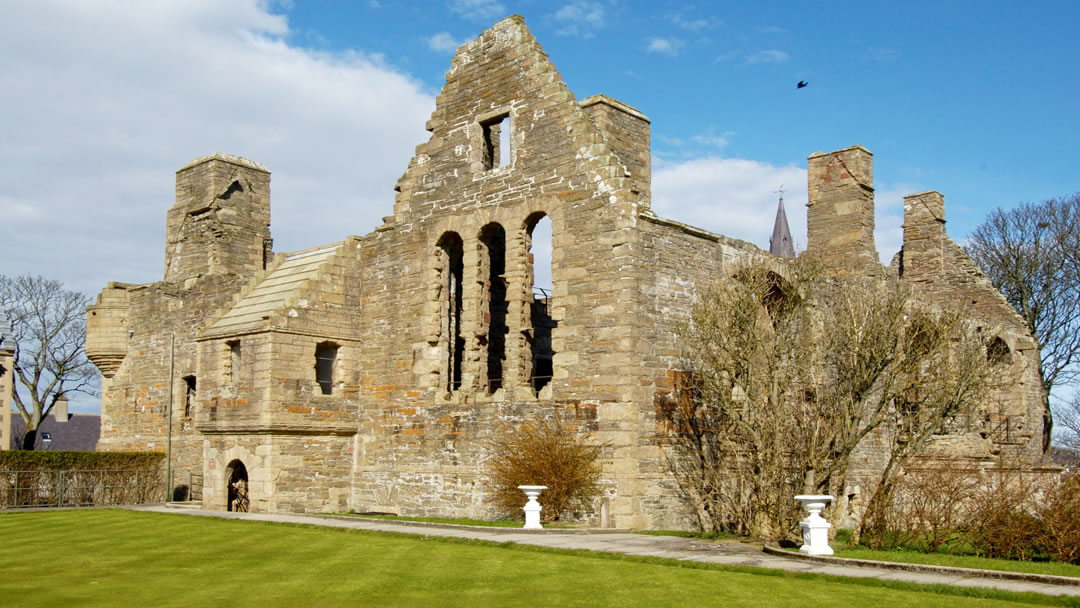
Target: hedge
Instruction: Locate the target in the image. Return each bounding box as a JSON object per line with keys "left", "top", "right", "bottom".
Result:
{"left": 0, "top": 451, "right": 165, "bottom": 471}
{"left": 0, "top": 451, "right": 166, "bottom": 508}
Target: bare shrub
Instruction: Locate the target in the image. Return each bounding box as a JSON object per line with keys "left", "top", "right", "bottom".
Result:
{"left": 870, "top": 462, "right": 978, "bottom": 552}
{"left": 965, "top": 463, "right": 1043, "bottom": 561}
{"left": 1034, "top": 473, "right": 1080, "bottom": 564}
{"left": 486, "top": 420, "right": 604, "bottom": 522}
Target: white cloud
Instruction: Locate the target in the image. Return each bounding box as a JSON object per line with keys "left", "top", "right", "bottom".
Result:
{"left": 450, "top": 0, "right": 505, "bottom": 21}
{"left": 646, "top": 37, "right": 685, "bottom": 57}
{"left": 1, "top": 2, "right": 433, "bottom": 310}
{"left": 653, "top": 157, "right": 905, "bottom": 265}
{"left": 745, "top": 49, "right": 789, "bottom": 64}
{"left": 427, "top": 32, "right": 465, "bottom": 53}
{"left": 668, "top": 11, "right": 715, "bottom": 32}
{"left": 873, "top": 184, "right": 917, "bottom": 265}
{"left": 653, "top": 158, "right": 809, "bottom": 252}
{"left": 551, "top": 2, "right": 607, "bottom": 38}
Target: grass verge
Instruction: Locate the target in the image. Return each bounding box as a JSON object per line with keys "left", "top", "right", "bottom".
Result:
{"left": 828, "top": 545, "right": 1080, "bottom": 579}
{"left": 0, "top": 510, "right": 1075, "bottom": 607}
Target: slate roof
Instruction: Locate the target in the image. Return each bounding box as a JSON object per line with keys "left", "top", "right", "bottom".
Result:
{"left": 769, "top": 195, "right": 796, "bottom": 259}
{"left": 9, "top": 411, "right": 101, "bottom": 451}
{"left": 205, "top": 242, "right": 344, "bottom": 335}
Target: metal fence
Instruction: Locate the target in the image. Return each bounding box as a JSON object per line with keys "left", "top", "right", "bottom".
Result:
{"left": 0, "top": 469, "right": 163, "bottom": 509}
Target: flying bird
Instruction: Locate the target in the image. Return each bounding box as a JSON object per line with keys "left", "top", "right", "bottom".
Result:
{"left": 797, "top": 80, "right": 808, "bottom": 89}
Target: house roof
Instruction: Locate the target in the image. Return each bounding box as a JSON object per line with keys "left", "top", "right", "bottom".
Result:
{"left": 10, "top": 412, "right": 101, "bottom": 451}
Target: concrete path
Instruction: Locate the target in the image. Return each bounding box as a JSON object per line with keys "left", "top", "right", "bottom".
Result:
{"left": 130, "top": 504, "right": 1080, "bottom": 598}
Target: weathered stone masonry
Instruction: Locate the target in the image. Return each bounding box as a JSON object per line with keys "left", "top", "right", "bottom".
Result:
{"left": 87, "top": 16, "right": 1046, "bottom": 528}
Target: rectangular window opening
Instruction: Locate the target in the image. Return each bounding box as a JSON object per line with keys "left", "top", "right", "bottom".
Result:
{"left": 228, "top": 340, "right": 242, "bottom": 383}
{"left": 183, "top": 375, "right": 196, "bottom": 418}
{"left": 315, "top": 342, "right": 339, "bottom": 395}
{"left": 481, "top": 113, "right": 511, "bottom": 171}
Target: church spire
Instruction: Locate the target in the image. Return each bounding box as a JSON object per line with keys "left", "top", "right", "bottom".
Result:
{"left": 769, "top": 187, "right": 795, "bottom": 259}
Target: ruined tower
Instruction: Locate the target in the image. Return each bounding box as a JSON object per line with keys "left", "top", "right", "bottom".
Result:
{"left": 164, "top": 154, "right": 272, "bottom": 285}
{"left": 806, "top": 145, "right": 877, "bottom": 270}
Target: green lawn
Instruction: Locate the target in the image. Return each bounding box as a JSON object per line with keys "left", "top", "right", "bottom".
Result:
{"left": 830, "top": 545, "right": 1080, "bottom": 579}
{"left": 0, "top": 510, "right": 1074, "bottom": 607}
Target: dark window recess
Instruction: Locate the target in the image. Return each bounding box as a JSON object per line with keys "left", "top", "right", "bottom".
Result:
{"left": 315, "top": 342, "right": 339, "bottom": 395}
{"left": 183, "top": 375, "right": 196, "bottom": 417}
{"left": 481, "top": 223, "right": 508, "bottom": 394}
{"left": 481, "top": 113, "right": 511, "bottom": 170}
{"left": 439, "top": 232, "right": 465, "bottom": 392}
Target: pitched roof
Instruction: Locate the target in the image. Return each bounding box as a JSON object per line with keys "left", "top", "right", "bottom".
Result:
{"left": 10, "top": 412, "right": 101, "bottom": 451}
{"left": 204, "top": 242, "right": 345, "bottom": 336}
{"left": 769, "top": 195, "right": 795, "bottom": 259}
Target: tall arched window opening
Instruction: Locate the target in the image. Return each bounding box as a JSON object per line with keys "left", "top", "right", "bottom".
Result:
{"left": 438, "top": 232, "right": 465, "bottom": 392}
{"left": 526, "top": 214, "right": 555, "bottom": 393}
{"left": 481, "top": 224, "right": 507, "bottom": 394}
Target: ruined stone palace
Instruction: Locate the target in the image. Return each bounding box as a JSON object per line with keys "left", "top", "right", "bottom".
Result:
{"left": 86, "top": 16, "right": 1046, "bottom": 528}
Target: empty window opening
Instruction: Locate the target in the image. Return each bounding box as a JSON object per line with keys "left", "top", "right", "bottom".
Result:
{"left": 315, "top": 342, "right": 339, "bottom": 395}
{"left": 481, "top": 223, "right": 508, "bottom": 393}
{"left": 481, "top": 113, "right": 511, "bottom": 170}
{"left": 439, "top": 232, "right": 465, "bottom": 392}
{"left": 987, "top": 337, "right": 1012, "bottom": 366}
{"left": 228, "top": 340, "right": 242, "bottom": 383}
{"left": 183, "top": 375, "right": 196, "bottom": 418}
{"left": 526, "top": 213, "right": 556, "bottom": 393}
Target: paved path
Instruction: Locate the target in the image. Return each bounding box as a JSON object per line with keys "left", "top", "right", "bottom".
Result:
{"left": 130, "top": 505, "right": 1080, "bottom": 598}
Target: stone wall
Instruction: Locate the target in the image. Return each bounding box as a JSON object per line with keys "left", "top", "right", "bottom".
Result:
{"left": 87, "top": 15, "right": 1048, "bottom": 529}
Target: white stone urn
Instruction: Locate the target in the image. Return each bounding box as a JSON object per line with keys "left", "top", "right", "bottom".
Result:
{"left": 518, "top": 485, "right": 548, "bottom": 529}
{"left": 794, "top": 495, "right": 834, "bottom": 556}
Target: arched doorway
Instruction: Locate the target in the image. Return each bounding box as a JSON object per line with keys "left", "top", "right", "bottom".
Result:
{"left": 225, "top": 460, "right": 249, "bottom": 513}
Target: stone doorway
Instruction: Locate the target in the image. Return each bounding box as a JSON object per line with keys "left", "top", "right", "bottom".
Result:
{"left": 226, "top": 460, "right": 249, "bottom": 512}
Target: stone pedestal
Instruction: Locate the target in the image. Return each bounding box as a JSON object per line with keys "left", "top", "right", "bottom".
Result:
{"left": 794, "top": 495, "right": 833, "bottom": 556}
{"left": 518, "top": 485, "right": 548, "bottom": 529}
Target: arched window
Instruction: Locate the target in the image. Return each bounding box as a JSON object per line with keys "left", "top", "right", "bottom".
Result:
{"left": 526, "top": 213, "right": 555, "bottom": 393}
{"left": 438, "top": 232, "right": 465, "bottom": 392}
{"left": 987, "top": 337, "right": 1012, "bottom": 366}
{"left": 480, "top": 223, "right": 507, "bottom": 393}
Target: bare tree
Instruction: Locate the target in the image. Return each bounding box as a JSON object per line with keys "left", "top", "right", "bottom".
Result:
{"left": 966, "top": 193, "right": 1080, "bottom": 451}
{"left": 659, "top": 258, "right": 992, "bottom": 539}
{"left": 1058, "top": 393, "right": 1080, "bottom": 454}
{"left": 0, "top": 275, "right": 96, "bottom": 450}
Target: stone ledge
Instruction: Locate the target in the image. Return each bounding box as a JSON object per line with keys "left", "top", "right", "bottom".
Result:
{"left": 762, "top": 544, "right": 1080, "bottom": 587}
{"left": 195, "top": 422, "right": 357, "bottom": 436}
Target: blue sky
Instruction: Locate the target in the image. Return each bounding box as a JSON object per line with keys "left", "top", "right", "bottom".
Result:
{"left": 2, "top": 1, "right": 1078, "bottom": 413}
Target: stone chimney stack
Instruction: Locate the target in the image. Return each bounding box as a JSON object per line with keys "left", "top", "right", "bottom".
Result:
{"left": 901, "top": 191, "right": 946, "bottom": 284}
{"left": 164, "top": 154, "right": 273, "bottom": 285}
{"left": 580, "top": 95, "right": 651, "bottom": 205}
{"left": 806, "top": 145, "right": 877, "bottom": 270}
{"left": 53, "top": 397, "right": 69, "bottom": 423}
